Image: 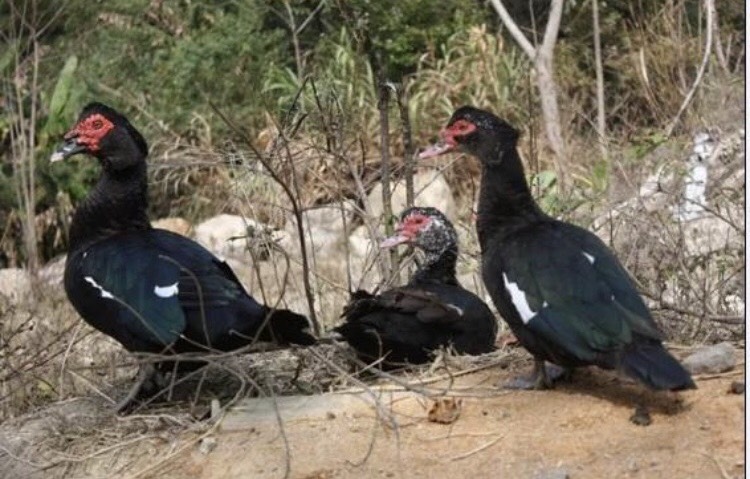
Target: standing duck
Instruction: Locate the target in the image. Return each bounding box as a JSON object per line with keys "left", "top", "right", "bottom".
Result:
{"left": 335, "top": 207, "right": 497, "bottom": 366}
{"left": 51, "top": 103, "right": 315, "bottom": 411}
{"left": 419, "top": 106, "right": 695, "bottom": 392}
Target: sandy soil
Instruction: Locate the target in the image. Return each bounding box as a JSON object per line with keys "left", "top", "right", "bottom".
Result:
{"left": 1, "top": 349, "right": 744, "bottom": 479}
{"left": 138, "top": 357, "right": 744, "bottom": 479}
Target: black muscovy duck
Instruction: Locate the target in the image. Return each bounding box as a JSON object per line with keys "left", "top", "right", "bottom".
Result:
{"left": 419, "top": 106, "right": 695, "bottom": 392}
{"left": 51, "top": 103, "right": 315, "bottom": 411}
{"left": 335, "top": 207, "right": 497, "bottom": 367}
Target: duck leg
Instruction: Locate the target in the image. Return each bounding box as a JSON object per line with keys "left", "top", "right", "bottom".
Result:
{"left": 502, "top": 359, "right": 571, "bottom": 390}
{"left": 116, "top": 363, "right": 166, "bottom": 413}
{"left": 629, "top": 403, "right": 652, "bottom": 426}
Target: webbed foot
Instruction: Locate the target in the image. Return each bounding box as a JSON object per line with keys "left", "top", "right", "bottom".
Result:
{"left": 502, "top": 360, "right": 571, "bottom": 390}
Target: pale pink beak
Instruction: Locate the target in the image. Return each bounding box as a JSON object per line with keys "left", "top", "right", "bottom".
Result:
{"left": 418, "top": 141, "right": 455, "bottom": 159}
{"left": 418, "top": 129, "right": 458, "bottom": 159}
{"left": 379, "top": 233, "right": 410, "bottom": 249}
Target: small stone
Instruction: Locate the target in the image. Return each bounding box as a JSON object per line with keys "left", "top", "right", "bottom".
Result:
{"left": 199, "top": 436, "right": 217, "bottom": 455}
{"left": 683, "top": 342, "right": 736, "bottom": 374}
{"left": 326, "top": 411, "right": 336, "bottom": 420}
{"left": 728, "top": 381, "right": 745, "bottom": 394}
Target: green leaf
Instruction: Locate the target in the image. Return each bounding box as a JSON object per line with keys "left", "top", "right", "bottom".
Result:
{"left": 42, "top": 55, "right": 78, "bottom": 137}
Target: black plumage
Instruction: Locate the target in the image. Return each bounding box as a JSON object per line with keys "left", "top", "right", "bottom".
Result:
{"left": 419, "top": 106, "right": 695, "bottom": 391}
{"left": 52, "top": 103, "right": 314, "bottom": 409}
{"left": 335, "top": 207, "right": 497, "bottom": 366}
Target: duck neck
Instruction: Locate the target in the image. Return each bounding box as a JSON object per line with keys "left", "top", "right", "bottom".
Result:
{"left": 69, "top": 161, "right": 150, "bottom": 252}
{"left": 476, "top": 147, "right": 546, "bottom": 247}
{"left": 409, "top": 246, "right": 459, "bottom": 286}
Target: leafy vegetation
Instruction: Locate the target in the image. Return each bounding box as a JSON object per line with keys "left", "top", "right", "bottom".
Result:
{"left": 0, "top": 0, "right": 745, "bottom": 267}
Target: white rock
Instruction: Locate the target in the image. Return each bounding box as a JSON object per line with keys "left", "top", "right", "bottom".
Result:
{"left": 279, "top": 202, "right": 358, "bottom": 261}
{"left": 0, "top": 268, "right": 32, "bottom": 304}
{"left": 152, "top": 217, "right": 193, "bottom": 237}
{"left": 367, "top": 169, "right": 457, "bottom": 220}
{"left": 348, "top": 225, "right": 374, "bottom": 260}
{"left": 39, "top": 256, "right": 66, "bottom": 286}
{"left": 683, "top": 342, "right": 736, "bottom": 374}
{"left": 194, "top": 214, "right": 273, "bottom": 261}
{"left": 199, "top": 436, "right": 218, "bottom": 455}
{"left": 681, "top": 216, "right": 741, "bottom": 256}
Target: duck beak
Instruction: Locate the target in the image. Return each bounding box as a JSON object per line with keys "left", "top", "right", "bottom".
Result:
{"left": 418, "top": 141, "right": 455, "bottom": 159}
{"left": 418, "top": 130, "right": 457, "bottom": 159}
{"left": 50, "top": 136, "right": 86, "bottom": 162}
{"left": 379, "top": 231, "right": 411, "bottom": 249}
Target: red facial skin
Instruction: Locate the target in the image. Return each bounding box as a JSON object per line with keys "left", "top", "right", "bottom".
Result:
{"left": 396, "top": 212, "right": 432, "bottom": 241}
{"left": 65, "top": 114, "right": 115, "bottom": 153}
{"left": 418, "top": 119, "right": 477, "bottom": 159}
{"left": 379, "top": 212, "right": 434, "bottom": 248}
{"left": 441, "top": 119, "right": 477, "bottom": 148}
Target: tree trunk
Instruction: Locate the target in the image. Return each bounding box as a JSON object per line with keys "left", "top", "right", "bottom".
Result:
{"left": 535, "top": 54, "right": 565, "bottom": 182}
{"left": 592, "top": 0, "right": 608, "bottom": 158}
{"left": 490, "top": 0, "right": 567, "bottom": 185}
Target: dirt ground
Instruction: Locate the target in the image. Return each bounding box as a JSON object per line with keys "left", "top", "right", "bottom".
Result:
{"left": 175, "top": 372, "right": 744, "bottom": 479}
{"left": 0, "top": 348, "right": 744, "bottom": 479}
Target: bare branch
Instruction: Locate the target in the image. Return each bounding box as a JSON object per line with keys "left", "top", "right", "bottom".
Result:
{"left": 665, "top": 0, "right": 714, "bottom": 137}
{"left": 488, "top": 0, "right": 536, "bottom": 59}
{"left": 540, "top": 0, "right": 564, "bottom": 56}
{"left": 592, "top": 0, "right": 608, "bottom": 157}
{"left": 296, "top": 0, "right": 326, "bottom": 35}
{"left": 207, "top": 99, "right": 321, "bottom": 336}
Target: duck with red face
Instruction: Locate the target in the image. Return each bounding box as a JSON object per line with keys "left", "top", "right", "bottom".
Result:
{"left": 419, "top": 106, "right": 695, "bottom": 398}
{"left": 335, "top": 206, "right": 497, "bottom": 367}
{"left": 51, "top": 103, "right": 315, "bottom": 412}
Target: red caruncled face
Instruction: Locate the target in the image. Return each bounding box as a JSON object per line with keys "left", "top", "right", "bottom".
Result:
{"left": 398, "top": 212, "right": 432, "bottom": 239}
{"left": 441, "top": 119, "right": 477, "bottom": 146}
{"left": 65, "top": 113, "right": 115, "bottom": 153}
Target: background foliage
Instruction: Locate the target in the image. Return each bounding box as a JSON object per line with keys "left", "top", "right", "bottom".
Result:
{"left": 0, "top": 0, "right": 745, "bottom": 267}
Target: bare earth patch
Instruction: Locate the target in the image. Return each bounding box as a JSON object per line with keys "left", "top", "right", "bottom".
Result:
{"left": 4, "top": 347, "right": 740, "bottom": 479}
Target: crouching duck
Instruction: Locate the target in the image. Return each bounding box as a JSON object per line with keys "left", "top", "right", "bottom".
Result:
{"left": 335, "top": 207, "right": 497, "bottom": 367}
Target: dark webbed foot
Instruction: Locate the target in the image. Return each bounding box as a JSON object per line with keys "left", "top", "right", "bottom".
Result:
{"left": 502, "top": 359, "right": 571, "bottom": 390}
{"left": 630, "top": 403, "right": 652, "bottom": 426}
{"left": 116, "top": 364, "right": 167, "bottom": 413}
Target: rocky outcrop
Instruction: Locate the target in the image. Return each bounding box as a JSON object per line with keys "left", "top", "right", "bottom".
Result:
{"left": 0, "top": 268, "right": 32, "bottom": 304}
{"left": 194, "top": 214, "right": 278, "bottom": 262}
{"left": 367, "top": 169, "right": 457, "bottom": 221}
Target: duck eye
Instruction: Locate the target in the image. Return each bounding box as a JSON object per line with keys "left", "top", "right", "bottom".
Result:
{"left": 92, "top": 119, "right": 103, "bottom": 129}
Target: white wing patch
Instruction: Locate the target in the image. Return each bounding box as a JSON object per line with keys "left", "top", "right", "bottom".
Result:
{"left": 502, "top": 273, "right": 537, "bottom": 324}
{"left": 84, "top": 276, "right": 114, "bottom": 299}
{"left": 154, "top": 282, "right": 179, "bottom": 298}
{"left": 582, "top": 251, "right": 595, "bottom": 264}
{"left": 446, "top": 304, "right": 464, "bottom": 316}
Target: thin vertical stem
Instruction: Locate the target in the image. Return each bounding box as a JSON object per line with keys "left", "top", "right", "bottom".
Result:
{"left": 592, "top": 0, "right": 608, "bottom": 159}
{"left": 376, "top": 79, "right": 395, "bottom": 281}
{"left": 395, "top": 83, "right": 415, "bottom": 208}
